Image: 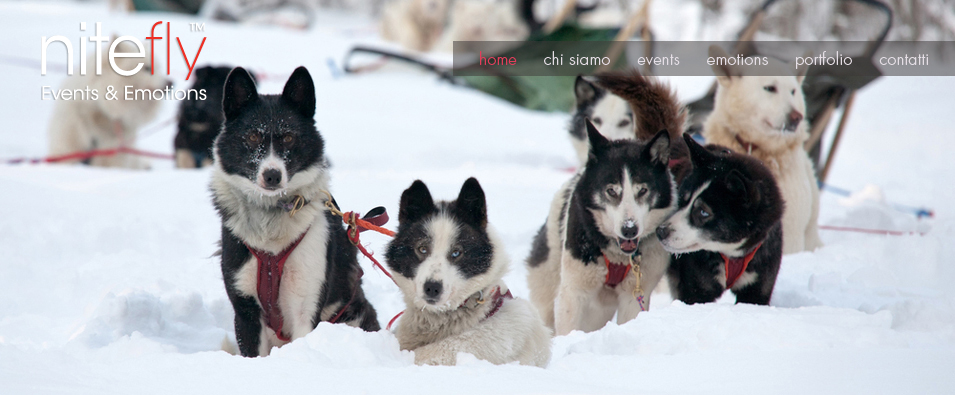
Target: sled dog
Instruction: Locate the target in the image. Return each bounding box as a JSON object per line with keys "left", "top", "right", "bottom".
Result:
{"left": 211, "top": 66, "right": 378, "bottom": 357}
{"left": 702, "top": 45, "right": 822, "bottom": 254}
{"left": 657, "top": 136, "right": 784, "bottom": 305}
{"left": 175, "top": 66, "right": 242, "bottom": 168}
{"left": 568, "top": 76, "right": 635, "bottom": 166}
{"left": 527, "top": 123, "right": 675, "bottom": 336}
{"left": 386, "top": 178, "right": 551, "bottom": 367}
{"left": 379, "top": 0, "right": 450, "bottom": 52}
{"left": 47, "top": 38, "right": 169, "bottom": 169}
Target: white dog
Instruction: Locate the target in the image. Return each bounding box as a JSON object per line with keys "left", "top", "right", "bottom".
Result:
{"left": 702, "top": 45, "right": 822, "bottom": 255}
{"left": 386, "top": 178, "right": 551, "bottom": 367}
{"left": 47, "top": 39, "right": 168, "bottom": 169}
{"left": 379, "top": 0, "right": 450, "bottom": 52}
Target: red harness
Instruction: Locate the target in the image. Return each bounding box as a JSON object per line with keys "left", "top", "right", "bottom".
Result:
{"left": 720, "top": 242, "right": 763, "bottom": 289}
{"left": 245, "top": 229, "right": 309, "bottom": 342}
{"left": 603, "top": 255, "right": 633, "bottom": 288}
{"left": 482, "top": 286, "right": 513, "bottom": 320}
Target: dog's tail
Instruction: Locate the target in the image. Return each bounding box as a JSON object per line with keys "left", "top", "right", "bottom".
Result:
{"left": 595, "top": 70, "right": 691, "bottom": 181}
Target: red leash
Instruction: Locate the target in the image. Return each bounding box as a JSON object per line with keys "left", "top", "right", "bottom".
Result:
{"left": 4, "top": 146, "right": 175, "bottom": 165}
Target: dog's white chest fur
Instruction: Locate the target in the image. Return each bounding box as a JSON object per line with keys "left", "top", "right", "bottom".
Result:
{"left": 233, "top": 212, "right": 330, "bottom": 345}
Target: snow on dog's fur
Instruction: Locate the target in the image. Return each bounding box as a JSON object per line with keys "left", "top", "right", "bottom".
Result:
{"left": 568, "top": 76, "right": 635, "bottom": 166}
{"left": 702, "top": 45, "right": 822, "bottom": 254}
{"left": 47, "top": 39, "right": 169, "bottom": 168}
{"left": 656, "top": 136, "right": 784, "bottom": 305}
{"left": 386, "top": 178, "right": 550, "bottom": 367}
{"left": 527, "top": 123, "right": 675, "bottom": 336}
{"left": 211, "top": 66, "right": 378, "bottom": 357}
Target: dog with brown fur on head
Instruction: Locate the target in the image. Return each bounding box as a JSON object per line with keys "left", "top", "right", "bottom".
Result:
{"left": 701, "top": 45, "right": 822, "bottom": 255}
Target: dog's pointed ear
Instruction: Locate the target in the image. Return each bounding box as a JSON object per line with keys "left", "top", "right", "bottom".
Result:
{"left": 281, "top": 66, "right": 316, "bottom": 119}
{"left": 683, "top": 133, "right": 709, "bottom": 164}
{"left": 794, "top": 50, "right": 812, "bottom": 84}
{"left": 725, "top": 169, "right": 759, "bottom": 206}
{"left": 455, "top": 177, "right": 487, "bottom": 228}
{"left": 399, "top": 180, "right": 435, "bottom": 224}
{"left": 586, "top": 119, "right": 611, "bottom": 160}
{"left": 574, "top": 75, "right": 598, "bottom": 107}
{"left": 708, "top": 45, "right": 739, "bottom": 86}
{"left": 645, "top": 130, "right": 670, "bottom": 166}
{"left": 223, "top": 67, "right": 259, "bottom": 120}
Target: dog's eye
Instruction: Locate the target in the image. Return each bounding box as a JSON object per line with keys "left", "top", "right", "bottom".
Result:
{"left": 637, "top": 187, "right": 648, "bottom": 197}
{"left": 606, "top": 186, "right": 619, "bottom": 198}
{"left": 247, "top": 133, "right": 261, "bottom": 144}
{"left": 617, "top": 119, "right": 630, "bottom": 128}
{"left": 699, "top": 208, "right": 710, "bottom": 218}
{"left": 282, "top": 135, "right": 294, "bottom": 144}
{"left": 791, "top": 89, "right": 796, "bottom": 95}
{"left": 764, "top": 85, "right": 777, "bottom": 93}
{"left": 417, "top": 246, "right": 429, "bottom": 255}
{"left": 450, "top": 249, "right": 461, "bottom": 259}
{"left": 592, "top": 117, "right": 603, "bottom": 126}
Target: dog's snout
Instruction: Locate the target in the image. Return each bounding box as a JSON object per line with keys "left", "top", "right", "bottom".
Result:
{"left": 164, "top": 79, "right": 174, "bottom": 90}
{"left": 786, "top": 109, "right": 803, "bottom": 130}
{"left": 621, "top": 223, "right": 639, "bottom": 239}
{"left": 262, "top": 169, "right": 282, "bottom": 189}
{"left": 656, "top": 225, "right": 671, "bottom": 241}
{"left": 423, "top": 280, "right": 443, "bottom": 303}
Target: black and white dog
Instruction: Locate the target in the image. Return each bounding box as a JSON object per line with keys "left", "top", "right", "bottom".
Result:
{"left": 527, "top": 122, "right": 675, "bottom": 336}
{"left": 175, "top": 66, "right": 241, "bottom": 169}
{"left": 385, "top": 178, "right": 551, "bottom": 366}
{"left": 211, "top": 66, "right": 379, "bottom": 357}
{"left": 568, "top": 76, "right": 635, "bottom": 166}
{"left": 656, "top": 135, "right": 784, "bottom": 305}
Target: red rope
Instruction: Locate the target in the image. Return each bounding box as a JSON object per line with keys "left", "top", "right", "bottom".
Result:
{"left": 4, "top": 146, "right": 175, "bottom": 164}
{"left": 819, "top": 225, "right": 927, "bottom": 236}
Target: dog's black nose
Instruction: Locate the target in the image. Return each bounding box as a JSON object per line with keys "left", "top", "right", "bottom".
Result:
{"left": 262, "top": 169, "right": 282, "bottom": 188}
{"left": 423, "top": 280, "right": 443, "bottom": 303}
{"left": 656, "top": 226, "right": 671, "bottom": 240}
{"left": 621, "top": 224, "right": 639, "bottom": 239}
{"left": 786, "top": 109, "right": 803, "bottom": 131}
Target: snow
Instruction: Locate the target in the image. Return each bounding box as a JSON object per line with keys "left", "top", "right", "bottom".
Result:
{"left": 2, "top": 1, "right": 955, "bottom": 394}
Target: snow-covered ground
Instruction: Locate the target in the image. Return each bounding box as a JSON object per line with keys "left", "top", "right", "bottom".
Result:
{"left": 2, "top": 2, "right": 954, "bottom": 394}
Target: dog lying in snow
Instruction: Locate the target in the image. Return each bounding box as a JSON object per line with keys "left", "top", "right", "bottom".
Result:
{"left": 386, "top": 178, "right": 551, "bottom": 367}
{"left": 656, "top": 136, "right": 784, "bottom": 305}
{"left": 379, "top": 0, "right": 450, "bottom": 52}
{"left": 47, "top": 39, "right": 169, "bottom": 169}
{"left": 702, "top": 45, "right": 822, "bottom": 255}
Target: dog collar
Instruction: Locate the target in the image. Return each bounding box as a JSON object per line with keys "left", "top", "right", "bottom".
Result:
{"left": 277, "top": 195, "right": 308, "bottom": 217}
{"left": 719, "top": 242, "right": 763, "bottom": 289}
{"left": 734, "top": 134, "right": 759, "bottom": 155}
{"left": 245, "top": 227, "right": 310, "bottom": 342}
{"left": 461, "top": 284, "right": 513, "bottom": 321}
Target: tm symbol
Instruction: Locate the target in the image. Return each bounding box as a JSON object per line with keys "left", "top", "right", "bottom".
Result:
{"left": 190, "top": 23, "right": 205, "bottom": 32}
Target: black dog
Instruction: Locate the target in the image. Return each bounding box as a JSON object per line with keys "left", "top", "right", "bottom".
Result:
{"left": 656, "top": 135, "right": 784, "bottom": 305}
{"left": 175, "top": 66, "right": 248, "bottom": 168}
{"left": 211, "top": 66, "right": 378, "bottom": 357}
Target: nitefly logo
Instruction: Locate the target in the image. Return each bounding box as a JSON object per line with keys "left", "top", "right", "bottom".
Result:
{"left": 40, "top": 21, "right": 209, "bottom": 101}
{"left": 41, "top": 21, "right": 206, "bottom": 79}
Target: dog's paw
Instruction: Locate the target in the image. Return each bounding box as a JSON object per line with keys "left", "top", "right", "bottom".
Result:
{"left": 413, "top": 345, "right": 456, "bottom": 366}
